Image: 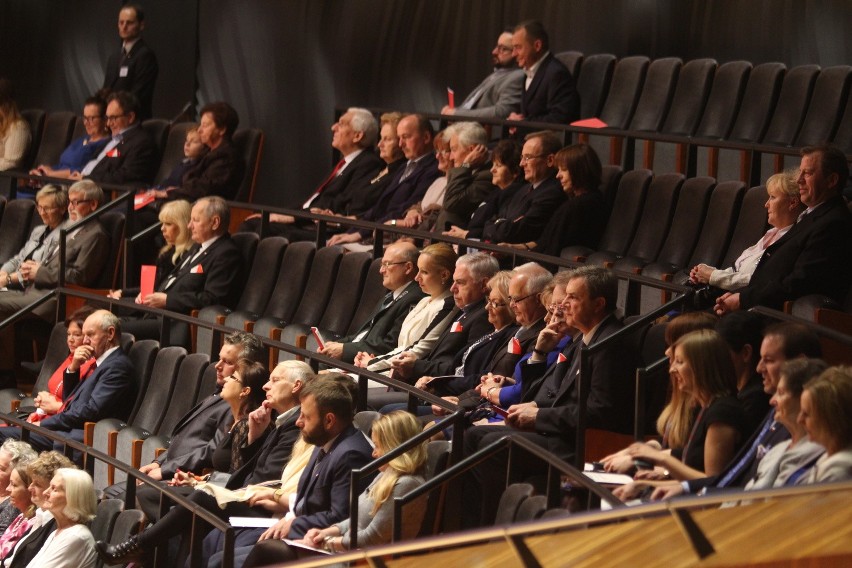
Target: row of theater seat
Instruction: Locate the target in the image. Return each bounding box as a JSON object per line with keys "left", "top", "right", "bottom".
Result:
{"left": 5, "top": 109, "right": 264, "bottom": 203}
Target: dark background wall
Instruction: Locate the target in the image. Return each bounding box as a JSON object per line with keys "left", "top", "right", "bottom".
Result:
{"left": 1, "top": 0, "right": 849, "bottom": 206}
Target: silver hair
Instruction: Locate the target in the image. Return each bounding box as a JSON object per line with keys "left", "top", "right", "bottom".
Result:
{"left": 347, "top": 107, "right": 379, "bottom": 148}
{"left": 274, "top": 360, "right": 315, "bottom": 384}
{"left": 0, "top": 440, "right": 37, "bottom": 466}
{"left": 515, "top": 262, "right": 553, "bottom": 294}
{"left": 68, "top": 179, "right": 104, "bottom": 205}
{"left": 457, "top": 252, "right": 499, "bottom": 281}
{"left": 446, "top": 121, "right": 488, "bottom": 148}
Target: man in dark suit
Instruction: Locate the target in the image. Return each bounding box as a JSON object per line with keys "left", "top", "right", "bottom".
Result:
{"left": 240, "top": 107, "right": 384, "bottom": 240}
{"left": 106, "top": 331, "right": 263, "bottom": 502}
{"left": 0, "top": 310, "right": 136, "bottom": 452}
{"left": 716, "top": 144, "right": 852, "bottom": 315}
{"left": 122, "top": 196, "right": 245, "bottom": 347}
{"left": 462, "top": 266, "right": 637, "bottom": 526}
{"left": 80, "top": 91, "right": 157, "bottom": 186}
{"left": 98, "top": 360, "right": 314, "bottom": 565}
{"left": 328, "top": 114, "right": 441, "bottom": 250}
{"left": 507, "top": 20, "right": 579, "bottom": 135}
{"left": 441, "top": 30, "right": 524, "bottom": 120}
{"left": 482, "top": 131, "right": 566, "bottom": 244}
{"left": 319, "top": 242, "right": 424, "bottom": 363}
{"left": 102, "top": 4, "right": 158, "bottom": 120}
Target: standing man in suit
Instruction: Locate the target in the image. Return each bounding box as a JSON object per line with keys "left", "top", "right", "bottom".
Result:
{"left": 483, "top": 131, "right": 566, "bottom": 244}
{"left": 441, "top": 30, "right": 524, "bottom": 120}
{"left": 77, "top": 91, "right": 157, "bottom": 186}
{"left": 319, "top": 242, "right": 425, "bottom": 364}
{"left": 462, "top": 266, "right": 637, "bottom": 526}
{"left": 102, "top": 3, "right": 158, "bottom": 120}
{"left": 122, "top": 196, "right": 245, "bottom": 347}
{"left": 328, "top": 114, "right": 440, "bottom": 250}
{"left": 107, "top": 331, "right": 263, "bottom": 503}
{"left": 716, "top": 144, "right": 852, "bottom": 315}
{"left": 0, "top": 310, "right": 136, "bottom": 453}
{"left": 98, "top": 360, "right": 314, "bottom": 565}
{"left": 507, "top": 20, "right": 579, "bottom": 135}
{"left": 240, "top": 108, "right": 384, "bottom": 240}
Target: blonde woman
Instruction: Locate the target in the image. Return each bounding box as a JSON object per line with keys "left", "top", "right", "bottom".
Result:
{"left": 244, "top": 411, "right": 428, "bottom": 564}
{"left": 108, "top": 199, "right": 192, "bottom": 300}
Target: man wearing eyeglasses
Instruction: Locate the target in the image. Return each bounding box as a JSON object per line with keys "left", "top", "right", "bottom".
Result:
{"left": 78, "top": 90, "right": 157, "bottom": 186}
{"left": 481, "top": 130, "right": 565, "bottom": 245}
{"left": 441, "top": 30, "right": 524, "bottom": 120}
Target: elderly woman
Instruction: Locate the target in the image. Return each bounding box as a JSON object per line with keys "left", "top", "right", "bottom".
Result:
{"left": 241, "top": 411, "right": 428, "bottom": 565}
{"left": 444, "top": 138, "right": 523, "bottom": 239}
{"left": 30, "top": 96, "right": 110, "bottom": 178}
{"left": 0, "top": 78, "right": 30, "bottom": 171}
{"left": 502, "top": 143, "right": 609, "bottom": 256}
{"left": 25, "top": 468, "right": 97, "bottom": 568}
{"left": 108, "top": 199, "right": 192, "bottom": 301}
{"left": 0, "top": 185, "right": 69, "bottom": 291}
{"left": 356, "top": 243, "right": 457, "bottom": 372}
{"left": 0, "top": 452, "right": 74, "bottom": 568}
{"left": 796, "top": 365, "right": 852, "bottom": 484}
{"left": 0, "top": 442, "right": 37, "bottom": 535}
{"left": 27, "top": 306, "right": 97, "bottom": 422}
{"left": 690, "top": 170, "right": 802, "bottom": 293}
{"left": 168, "top": 101, "right": 244, "bottom": 202}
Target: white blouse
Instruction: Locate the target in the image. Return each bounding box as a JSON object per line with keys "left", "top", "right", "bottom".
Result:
{"left": 25, "top": 523, "right": 96, "bottom": 568}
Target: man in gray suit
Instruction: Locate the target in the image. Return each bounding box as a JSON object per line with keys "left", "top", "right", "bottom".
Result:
{"left": 441, "top": 30, "right": 524, "bottom": 120}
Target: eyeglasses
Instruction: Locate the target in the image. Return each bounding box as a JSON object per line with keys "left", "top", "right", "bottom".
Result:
{"left": 82, "top": 116, "right": 103, "bottom": 123}
{"left": 520, "top": 154, "right": 546, "bottom": 163}
{"left": 508, "top": 293, "right": 536, "bottom": 305}
{"left": 105, "top": 113, "right": 127, "bottom": 122}
{"left": 37, "top": 205, "right": 59, "bottom": 213}
{"left": 486, "top": 299, "right": 508, "bottom": 308}
{"left": 68, "top": 199, "right": 93, "bottom": 207}
{"left": 380, "top": 261, "right": 407, "bottom": 269}
{"left": 223, "top": 374, "right": 243, "bottom": 384}
{"left": 494, "top": 45, "right": 513, "bottom": 53}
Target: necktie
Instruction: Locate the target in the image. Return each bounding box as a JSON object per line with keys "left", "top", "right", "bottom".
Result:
{"left": 302, "top": 159, "right": 346, "bottom": 208}
{"left": 24, "top": 229, "right": 49, "bottom": 262}
{"left": 58, "top": 361, "right": 97, "bottom": 413}
{"left": 455, "top": 331, "right": 497, "bottom": 376}
{"left": 295, "top": 449, "right": 327, "bottom": 514}
{"left": 717, "top": 412, "right": 775, "bottom": 488}
{"left": 399, "top": 160, "right": 417, "bottom": 182}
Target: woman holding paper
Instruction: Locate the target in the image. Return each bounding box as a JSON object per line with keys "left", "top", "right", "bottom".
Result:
{"left": 243, "top": 411, "right": 428, "bottom": 564}
{"left": 354, "top": 243, "right": 457, "bottom": 371}
{"left": 107, "top": 199, "right": 192, "bottom": 301}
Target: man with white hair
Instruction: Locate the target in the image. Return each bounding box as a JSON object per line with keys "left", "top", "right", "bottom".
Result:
{"left": 433, "top": 121, "right": 496, "bottom": 231}
{"left": 240, "top": 107, "right": 384, "bottom": 239}
{"left": 0, "top": 310, "right": 136, "bottom": 452}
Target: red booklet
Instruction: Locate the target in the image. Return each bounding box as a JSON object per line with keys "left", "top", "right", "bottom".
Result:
{"left": 140, "top": 265, "right": 157, "bottom": 298}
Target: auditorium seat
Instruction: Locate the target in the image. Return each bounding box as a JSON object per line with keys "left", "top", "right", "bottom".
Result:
{"left": 345, "top": 257, "right": 385, "bottom": 336}
{"left": 582, "top": 55, "right": 649, "bottom": 164}
{"left": 91, "top": 499, "right": 124, "bottom": 558}
{"left": 637, "top": 58, "right": 717, "bottom": 172}
{"left": 104, "top": 509, "right": 147, "bottom": 560}
{"left": 574, "top": 53, "right": 616, "bottom": 119}
{"left": 19, "top": 109, "right": 45, "bottom": 170}
{"left": 640, "top": 180, "right": 745, "bottom": 309}
{"left": 494, "top": 483, "right": 534, "bottom": 525}
{"left": 30, "top": 110, "right": 76, "bottom": 169}
{"left": 701, "top": 62, "right": 785, "bottom": 181}
{"left": 95, "top": 210, "right": 126, "bottom": 289}
{"left": 267, "top": 245, "right": 344, "bottom": 362}
{"left": 249, "top": 241, "right": 316, "bottom": 333}
{"left": 599, "top": 164, "right": 623, "bottom": 209}
{"left": 830, "top": 90, "right": 852, "bottom": 153}
{"left": 555, "top": 51, "right": 583, "bottom": 81}
{"left": 6, "top": 321, "right": 70, "bottom": 411}
{"left": 141, "top": 118, "right": 171, "bottom": 169}
{"left": 148, "top": 353, "right": 209, "bottom": 440}
{"left": 197, "top": 236, "right": 288, "bottom": 347}
{"left": 562, "top": 168, "right": 651, "bottom": 262}
{"left": 755, "top": 65, "right": 820, "bottom": 180}
{"left": 304, "top": 251, "right": 372, "bottom": 350}
{"left": 124, "top": 339, "right": 160, "bottom": 425}
{"left": 0, "top": 199, "right": 36, "bottom": 265}
{"left": 515, "top": 495, "right": 548, "bottom": 522}
{"left": 193, "top": 361, "right": 220, "bottom": 405}
{"left": 152, "top": 121, "right": 197, "bottom": 186}
{"left": 232, "top": 128, "right": 265, "bottom": 203}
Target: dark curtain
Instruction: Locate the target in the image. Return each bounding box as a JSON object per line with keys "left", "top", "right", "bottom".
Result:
{"left": 1, "top": 0, "right": 850, "bottom": 206}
